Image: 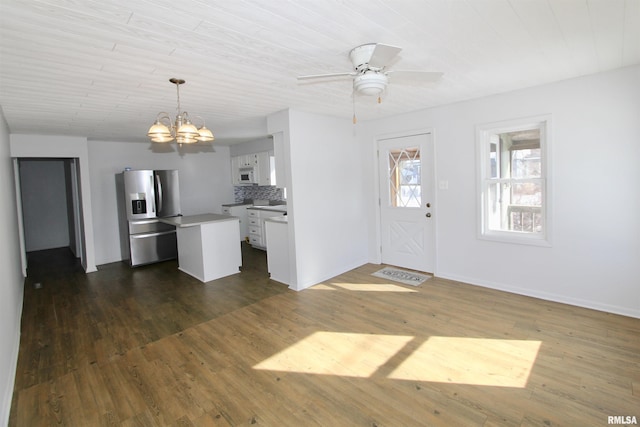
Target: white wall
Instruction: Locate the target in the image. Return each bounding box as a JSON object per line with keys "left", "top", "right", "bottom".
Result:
{"left": 229, "top": 137, "right": 274, "bottom": 156}
{"left": 88, "top": 140, "right": 233, "bottom": 265}
{"left": 274, "top": 109, "right": 369, "bottom": 290}
{"left": 360, "top": 65, "right": 640, "bottom": 318}
{"left": 19, "top": 159, "right": 71, "bottom": 251}
{"left": 0, "top": 108, "right": 25, "bottom": 425}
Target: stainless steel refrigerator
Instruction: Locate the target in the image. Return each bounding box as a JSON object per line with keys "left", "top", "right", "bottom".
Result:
{"left": 123, "top": 169, "right": 181, "bottom": 266}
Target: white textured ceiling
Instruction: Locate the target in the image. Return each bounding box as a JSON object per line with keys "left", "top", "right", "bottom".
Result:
{"left": 1, "top": 0, "right": 639, "bottom": 145}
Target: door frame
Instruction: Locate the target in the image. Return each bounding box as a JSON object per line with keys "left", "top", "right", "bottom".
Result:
{"left": 373, "top": 127, "right": 438, "bottom": 274}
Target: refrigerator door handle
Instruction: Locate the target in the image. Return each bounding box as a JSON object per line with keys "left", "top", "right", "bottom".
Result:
{"left": 156, "top": 173, "right": 163, "bottom": 214}
{"left": 149, "top": 174, "right": 155, "bottom": 213}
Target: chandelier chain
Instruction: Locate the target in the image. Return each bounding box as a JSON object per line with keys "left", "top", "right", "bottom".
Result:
{"left": 175, "top": 83, "right": 181, "bottom": 114}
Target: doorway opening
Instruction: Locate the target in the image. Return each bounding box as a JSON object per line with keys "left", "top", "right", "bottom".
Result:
{"left": 17, "top": 158, "right": 84, "bottom": 278}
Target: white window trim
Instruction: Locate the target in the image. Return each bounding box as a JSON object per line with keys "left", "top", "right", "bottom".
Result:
{"left": 476, "top": 114, "right": 552, "bottom": 247}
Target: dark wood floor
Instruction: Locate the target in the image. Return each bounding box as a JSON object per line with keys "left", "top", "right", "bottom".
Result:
{"left": 10, "top": 246, "right": 640, "bottom": 426}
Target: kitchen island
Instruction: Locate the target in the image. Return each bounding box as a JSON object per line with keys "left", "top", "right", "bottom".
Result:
{"left": 159, "top": 213, "right": 241, "bottom": 283}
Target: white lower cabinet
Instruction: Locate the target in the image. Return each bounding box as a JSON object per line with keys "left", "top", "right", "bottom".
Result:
{"left": 221, "top": 204, "right": 250, "bottom": 241}
{"left": 265, "top": 217, "right": 290, "bottom": 285}
{"left": 247, "top": 207, "right": 286, "bottom": 249}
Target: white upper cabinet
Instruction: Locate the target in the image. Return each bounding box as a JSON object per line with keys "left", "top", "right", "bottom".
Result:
{"left": 256, "top": 151, "right": 276, "bottom": 186}
{"left": 236, "top": 154, "right": 258, "bottom": 168}
{"left": 231, "top": 151, "right": 275, "bottom": 186}
{"left": 272, "top": 132, "right": 286, "bottom": 189}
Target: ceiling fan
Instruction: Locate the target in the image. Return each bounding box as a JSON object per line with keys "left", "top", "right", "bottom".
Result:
{"left": 297, "top": 43, "right": 443, "bottom": 98}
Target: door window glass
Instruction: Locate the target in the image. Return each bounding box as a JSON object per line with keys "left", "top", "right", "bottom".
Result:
{"left": 388, "top": 147, "right": 421, "bottom": 208}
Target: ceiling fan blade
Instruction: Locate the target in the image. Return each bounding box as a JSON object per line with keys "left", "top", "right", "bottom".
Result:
{"left": 386, "top": 70, "right": 444, "bottom": 82}
{"left": 297, "top": 72, "right": 356, "bottom": 80}
{"left": 368, "top": 44, "right": 402, "bottom": 68}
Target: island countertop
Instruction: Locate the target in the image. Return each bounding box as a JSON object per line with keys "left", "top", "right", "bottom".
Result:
{"left": 159, "top": 213, "right": 238, "bottom": 228}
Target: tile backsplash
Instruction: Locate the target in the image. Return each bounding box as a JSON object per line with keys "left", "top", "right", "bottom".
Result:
{"left": 234, "top": 186, "right": 285, "bottom": 203}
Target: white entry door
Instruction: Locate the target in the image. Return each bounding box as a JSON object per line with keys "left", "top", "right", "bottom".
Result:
{"left": 378, "top": 133, "right": 435, "bottom": 273}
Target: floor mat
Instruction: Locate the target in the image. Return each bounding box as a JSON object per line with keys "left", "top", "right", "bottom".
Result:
{"left": 371, "top": 267, "right": 431, "bottom": 286}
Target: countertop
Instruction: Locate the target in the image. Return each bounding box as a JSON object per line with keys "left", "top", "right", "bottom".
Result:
{"left": 264, "top": 215, "right": 288, "bottom": 224}
{"left": 247, "top": 205, "right": 287, "bottom": 213}
{"left": 159, "top": 213, "right": 238, "bottom": 228}
{"left": 221, "top": 202, "right": 253, "bottom": 207}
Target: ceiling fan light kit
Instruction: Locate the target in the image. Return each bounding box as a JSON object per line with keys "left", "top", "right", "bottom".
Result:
{"left": 297, "top": 42, "right": 443, "bottom": 99}
{"left": 353, "top": 73, "right": 388, "bottom": 96}
{"left": 147, "top": 78, "right": 214, "bottom": 145}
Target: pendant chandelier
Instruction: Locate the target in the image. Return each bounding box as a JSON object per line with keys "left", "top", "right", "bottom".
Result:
{"left": 147, "top": 78, "right": 214, "bottom": 144}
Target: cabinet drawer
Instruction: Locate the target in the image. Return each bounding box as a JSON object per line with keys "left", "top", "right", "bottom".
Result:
{"left": 249, "top": 226, "right": 261, "bottom": 236}
{"left": 249, "top": 235, "right": 262, "bottom": 245}
{"left": 248, "top": 217, "right": 260, "bottom": 226}
{"left": 247, "top": 210, "right": 259, "bottom": 218}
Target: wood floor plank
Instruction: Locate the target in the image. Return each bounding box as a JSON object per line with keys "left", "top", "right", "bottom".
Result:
{"left": 10, "top": 247, "right": 640, "bottom": 426}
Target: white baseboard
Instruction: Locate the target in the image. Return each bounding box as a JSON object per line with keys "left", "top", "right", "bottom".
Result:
{"left": 295, "top": 257, "right": 369, "bottom": 291}
{"left": 437, "top": 272, "right": 640, "bottom": 319}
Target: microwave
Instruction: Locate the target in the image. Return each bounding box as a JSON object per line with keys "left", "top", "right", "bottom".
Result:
{"left": 238, "top": 167, "right": 255, "bottom": 184}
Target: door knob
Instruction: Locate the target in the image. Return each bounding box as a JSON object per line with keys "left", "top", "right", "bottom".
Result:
{"left": 426, "top": 203, "right": 431, "bottom": 208}
{"left": 426, "top": 213, "right": 431, "bottom": 218}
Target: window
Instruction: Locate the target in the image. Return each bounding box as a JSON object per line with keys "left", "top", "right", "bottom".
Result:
{"left": 477, "top": 116, "right": 551, "bottom": 245}
{"left": 388, "top": 147, "right": 421, "bottom": 208}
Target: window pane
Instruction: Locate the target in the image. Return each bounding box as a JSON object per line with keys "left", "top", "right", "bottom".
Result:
{"left": 512, "top": 148, "right": 541, "bottom": 178}
{"left": 489, "top": 140, "right": 499, "bottom": 179}
{"left": 399, "top": 184, "right": 421, "bottom": 207}
{"left": 493, "top": 129, "right": 541, "bottom": 179}
{"left": 389, "top": 147, "right": 421, "bottom": 207}
{"left": 510, "top": 181, "right": 542, "bottom": 206}
{"left": 487, "top": 181, "right": 543, "bottom": 233}
{"left": 487, "top": 182, "right": 502, "bottom": 231}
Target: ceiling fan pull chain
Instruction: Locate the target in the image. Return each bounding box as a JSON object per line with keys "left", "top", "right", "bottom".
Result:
{"left": 352, "top": 91, "right": 357, "bottom": 124}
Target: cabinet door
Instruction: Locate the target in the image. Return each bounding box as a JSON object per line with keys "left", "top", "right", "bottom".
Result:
{"left": 256, "top": 151, "right": 273, "bottom": 186}
{"left": 272, "top": 132, "right": 286, "bottom": 189}
{"left": 240, "top": 154, "right": 258, "bottom": 167}
{"left": 230, "top": 156, "right": 240, "bottom": 185}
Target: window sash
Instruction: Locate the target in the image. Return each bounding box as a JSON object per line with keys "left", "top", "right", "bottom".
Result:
{"left": 477, "top": 115, "right": 551, "bottom": 246}
{"left": 482, "top": 178, "right": 545, "bottom": 234}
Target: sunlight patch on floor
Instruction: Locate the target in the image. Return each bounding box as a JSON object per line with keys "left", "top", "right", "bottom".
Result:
{"left": 254, "top": 333, "right": 541, "bottom": 388}
{"left": 253, "top": 331, "right": 413, "bottom": 377}
{"left": 388, "top": 337, "right": 541, "bottom": 387}
{"left": 312, "top": 282, "right": 418, "bottom": 292}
